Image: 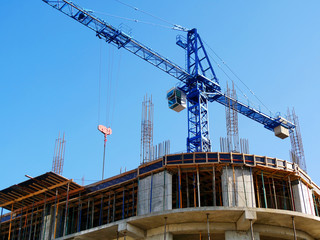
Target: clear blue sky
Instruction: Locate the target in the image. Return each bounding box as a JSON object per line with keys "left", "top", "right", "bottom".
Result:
{"left": 1, "top": 0, "right": 319, "bottom": 189}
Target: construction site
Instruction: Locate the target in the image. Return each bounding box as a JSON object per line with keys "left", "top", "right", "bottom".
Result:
{"left": 1, "top": 1, "right": 320, "bottom": 240}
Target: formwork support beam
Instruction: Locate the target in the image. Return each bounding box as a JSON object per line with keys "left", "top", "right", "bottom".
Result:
{"left": 0, "top": 179, "right": 73, "bottom": 208}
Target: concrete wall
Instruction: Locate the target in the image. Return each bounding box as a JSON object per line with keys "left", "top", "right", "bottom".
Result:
{"left": 292, "top": 180, "right": 315, "bottom": 215}
{"left": 137, "top": 171, "right": 172, "bottom": 215}
{"left": 221, "top": 166, "right": 255, "bottom": 207}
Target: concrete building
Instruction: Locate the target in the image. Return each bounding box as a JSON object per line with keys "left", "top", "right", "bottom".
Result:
{"left": 1, "top": 152, "right": 320, "bottom": 239}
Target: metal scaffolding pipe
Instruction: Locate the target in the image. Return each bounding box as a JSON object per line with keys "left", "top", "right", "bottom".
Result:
{"left": 28, "top": 202, "right": 34, "bottom": 240}
{"left": 52, "top": 189, "right": 59, "bottom": 239}
{"left": 150, "top": 173, "right": 153, "bottom": 213}
{"left": 122, "top": 189, "right": 125, "bottom": 219}
{"left": 292, "top": 216, "right": 297, "bottom": 240}
{"left": 225, "top": 165, "right": 230, "bottom": 206}
{"left": 99, "top": 195, "right": 104, "bottom": 226}
{"left": 63, "top": 182, "right": 70, "bottom": 236}
{"left": 206, "top": 213, "right": 211, "bottom": 240}
{"left": 241, "top": 167, "right": 248, "bottom": 207}
{"left": 272, "top": 177, "right": 278, "bottom": 209}
{"left": 8, "top": 204, "right": 14, "bottom": 240}
{"left": 77, "top": 193, "right": 82, "bottom": 232}
{"left": 41, "top": 195, "right": 47, "bottom": 240}
{"left": 197, "top": 166, "right": 201, "bottom": 207}
{"left": 164, "top": 217, "right": 167, "bottom": 240}
{"left": 107, "top": 193, "right": 110, "bottom": 224}
{"left": 261, "top": 171, "right": 268, "bottom": 208}
{"left": 212, "top": 166, "right": 216, "bottom": 206}
{"left": 232, "top": 166, "right": 237, "bottom": 206}
{"left": 163, "top": 170, "right": 167, "bottom": 210}
{"left": 288, "top": 177, "right": 295, "bottom": 211}
{"left": 0, "top": 207, "right": 3, "bottom": 234}
{"left": 193, "top": 173, "right": 197, "bottom": 207}
{"left": 178, "top": 167, "right": 182, "bottom": 208}
{"left": 132, "top": 182, "right": 135, "bottom": 216}
{"left": 250, "top": 219, "right": 255, "bottom": 240}
{"left": 186, "top": 172, "right": 190, "bottom": 208}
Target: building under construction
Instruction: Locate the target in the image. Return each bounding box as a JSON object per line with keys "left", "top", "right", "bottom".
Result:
{"left": 1, "top": 152, "right": 320, "bottom": 239}
{"left": 2, "top": 1, "right": 319, "bottom": 239}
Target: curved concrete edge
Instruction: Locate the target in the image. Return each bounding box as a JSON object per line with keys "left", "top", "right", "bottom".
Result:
{"left": 56, "top": 207, "right": 320, "bottom": 240}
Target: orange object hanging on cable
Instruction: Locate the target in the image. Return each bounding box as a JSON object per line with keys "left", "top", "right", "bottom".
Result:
{"left": 98, "top": 125, "right": 112, "bottom": 180}
{"left": 98, "top": 125, "right": 112, "bottom": 139}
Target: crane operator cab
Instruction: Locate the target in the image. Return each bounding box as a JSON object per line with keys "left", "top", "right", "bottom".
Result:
{"left": 166, "top": 87, "right": 186, "bottom": 112}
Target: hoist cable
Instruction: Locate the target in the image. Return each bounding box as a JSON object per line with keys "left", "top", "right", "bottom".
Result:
{"left": 106, "top": 46, "right": 115, "bottom": 126}
{"left": 111, "top": 0, "right": 188, "bottom": 31}
{"left": 203, "top": 40, "right": 273, "bottom": 115}
{"left": 114, "top": 0, "right": 175, "bottom": 26}
{"left": 94, "top": 11, "right": 184, "bottom": 31}
{"left": 111, "top": 52, "right": 122, "bottom": 128}
{"left": 210, "top": 56, "right": 255, "bottom": 108}
{"left": 98, "top": 41, "right": 102, "bottom": 125}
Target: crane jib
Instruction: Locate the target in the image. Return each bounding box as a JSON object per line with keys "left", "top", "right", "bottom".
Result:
{"left": 42, "top": 0, "right": 190, "bottom": 83}
{"left": 210, "top": 93, "right": 295, "bottom": 132}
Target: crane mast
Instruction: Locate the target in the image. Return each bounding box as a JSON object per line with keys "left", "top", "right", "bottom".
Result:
{"left": 42, "top": 0, "right": 295, "bottom": 153}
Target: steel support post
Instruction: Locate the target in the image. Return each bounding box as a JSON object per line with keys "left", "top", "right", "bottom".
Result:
{"left": 250, "top": 219, "right": 255, "bottom": 240}
{"left": 292, "top": 216, "right": 297, "bottom": 240}
{"left": 63, "top": 182, "right": 70, "bottom": 236}
{"left": 197, "top": 166, "right": 201, "bottom": 207}
{"left": 261, "top": 171, "right": 268, "bottom": 208}
{"left": 206, "top": 214, "right": 211, "bottom": 240}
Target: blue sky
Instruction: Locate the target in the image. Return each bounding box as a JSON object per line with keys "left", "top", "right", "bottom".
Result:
{"left": 1, "top": 0, "right": 320, "bottom": 189}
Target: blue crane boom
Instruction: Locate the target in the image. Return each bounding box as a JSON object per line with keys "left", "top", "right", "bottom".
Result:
{"left": 42, "top": 0, "right": 295, "bottom": 152}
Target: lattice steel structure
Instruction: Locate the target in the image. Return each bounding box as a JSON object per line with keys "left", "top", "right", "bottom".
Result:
{"left": 288, "top": 108, "right": 307, "bottom": 172}
{"left": 140, "top": 95, "right": 154, "bottom": 164}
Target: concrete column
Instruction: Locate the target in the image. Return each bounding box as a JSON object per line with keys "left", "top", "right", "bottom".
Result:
{"left": 221, "top": 166, "right": 255, "bottom": 207}
{"left": 138, "top": 171, "right": 172, "bottom": 215}
{"left": 225, "top": 230, "right": 260, "bottom": 240}
{"left": 292, "top": 180, "right": 315, "bottom": 215}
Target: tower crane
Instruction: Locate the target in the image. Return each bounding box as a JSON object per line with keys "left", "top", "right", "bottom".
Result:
{"left": 42, "top": 0, "right": 295, "bottom": 153}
